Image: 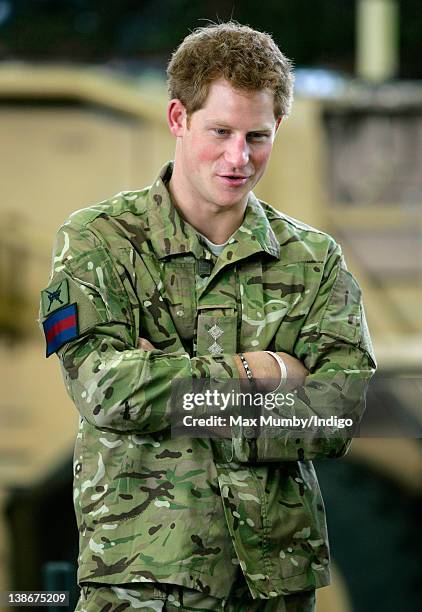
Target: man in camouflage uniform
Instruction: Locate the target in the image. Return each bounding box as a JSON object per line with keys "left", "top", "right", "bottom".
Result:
{"left": 39, "top": 22, "right": 376, "bottom": 612}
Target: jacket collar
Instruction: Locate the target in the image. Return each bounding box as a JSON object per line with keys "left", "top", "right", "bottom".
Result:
{"left": 147, "top": 161, "right": 280, "bottom": 262}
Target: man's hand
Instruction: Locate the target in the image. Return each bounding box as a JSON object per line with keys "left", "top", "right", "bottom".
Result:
{"left": 137, "top": 337, "right": 156, "bottom": 350}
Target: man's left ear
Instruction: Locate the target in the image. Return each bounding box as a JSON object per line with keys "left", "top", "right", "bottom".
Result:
{"left": 275, "top": 117, "right": 283, "bottom": 132}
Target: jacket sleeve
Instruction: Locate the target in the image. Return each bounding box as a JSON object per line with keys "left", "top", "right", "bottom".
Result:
{"left": 38, "top": 223, "right": 239, "bottom": 434}
{"left": 212, "top": 241, "right": 377, "bottom": 464}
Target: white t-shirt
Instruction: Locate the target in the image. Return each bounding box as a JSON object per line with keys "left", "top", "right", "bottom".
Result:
{"left": 197, "top": 231, "right": 232, "bottom": 257}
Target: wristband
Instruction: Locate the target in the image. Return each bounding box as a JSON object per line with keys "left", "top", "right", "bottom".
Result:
{"left": 264, "top": 351, "right": 287, "bottom": 391}
{"left": 239, "top": 353, "right": 255, "bottom": 386}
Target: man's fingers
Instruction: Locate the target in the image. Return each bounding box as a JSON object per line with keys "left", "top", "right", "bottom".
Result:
{"left": 137, "top": 337, "right": 156, "bottom": 350}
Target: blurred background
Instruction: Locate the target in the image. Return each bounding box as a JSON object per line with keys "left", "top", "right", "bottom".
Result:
{"left": 0, "top": 1, "right": 421, "bottom": 610}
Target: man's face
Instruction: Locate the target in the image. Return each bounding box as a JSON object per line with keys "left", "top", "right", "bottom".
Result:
{"left": 169, "top": 78, "right": 281, "bottom": 211}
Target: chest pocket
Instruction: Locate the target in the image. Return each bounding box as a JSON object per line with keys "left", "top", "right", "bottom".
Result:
{"left": 161, "top": 261, "right": 197, "bottom": 342}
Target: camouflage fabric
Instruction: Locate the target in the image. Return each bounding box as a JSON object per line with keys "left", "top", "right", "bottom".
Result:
{"left": 75, "top": 576, "right": 315, "bottom": 611}
{"left": 38, "top": 161, "right": 376, "bottom": 600}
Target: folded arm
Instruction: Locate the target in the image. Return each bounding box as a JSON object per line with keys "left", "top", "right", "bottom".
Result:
{"left": 39, "top": 224, "right": 240, "bottom": 434}
{"left": 211, "top": 243, "right": 377, "bottom": 463}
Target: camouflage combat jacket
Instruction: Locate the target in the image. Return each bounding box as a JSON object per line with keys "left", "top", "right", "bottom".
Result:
{"left": 38, "top": 162, "right": 376, "bottom": 600}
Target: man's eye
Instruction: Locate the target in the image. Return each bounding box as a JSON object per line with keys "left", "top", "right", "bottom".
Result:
{"left": 214, "top": 128, "right": 229, "bottom": 136}
{"left": 248, "top": 133, "right": 268, "bottom": 141}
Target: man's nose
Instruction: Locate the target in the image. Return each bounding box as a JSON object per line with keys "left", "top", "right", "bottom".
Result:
{"left": 224, "top": 136, "right": 249, "bottom": 167}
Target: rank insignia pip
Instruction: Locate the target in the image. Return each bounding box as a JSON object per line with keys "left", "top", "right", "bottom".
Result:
{"left": 43, "top": 302, "right": 79, "bottom": 357}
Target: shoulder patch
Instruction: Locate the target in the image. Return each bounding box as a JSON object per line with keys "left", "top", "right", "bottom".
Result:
{"left": 41, "top": 279, "right": 69, "bottom": 317}
{"left": 43, "top": 302, "right": 79, "bottom": 357}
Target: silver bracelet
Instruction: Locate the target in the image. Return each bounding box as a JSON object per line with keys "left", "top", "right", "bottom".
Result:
{"left": 264, "top": 351, "right": 287, "bottom": 390}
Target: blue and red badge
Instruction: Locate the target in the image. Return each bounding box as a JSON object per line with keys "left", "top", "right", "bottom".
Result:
{"left": 43, "top": 302, "right": 79, "bottom": 357}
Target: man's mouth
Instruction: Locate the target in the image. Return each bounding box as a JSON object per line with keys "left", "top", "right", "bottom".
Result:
{"left": 218, "top": 174, "right": 251, "bottom": 186}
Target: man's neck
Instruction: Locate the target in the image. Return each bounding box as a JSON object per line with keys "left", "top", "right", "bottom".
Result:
{"left": 167, "top": 169, "right": 247, "bottom": 245}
